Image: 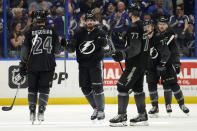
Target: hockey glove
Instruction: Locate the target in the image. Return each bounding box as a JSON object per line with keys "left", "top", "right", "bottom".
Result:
{"left": 112, "top": 50, "right": 126, "bottom": 62}
{"left": 61, "top": 38, "right": 76, "bottom": 53}
{"left": 173, "top": 64, "right": 181, "bottom": 74}
{"left": 156, "top": 62, "right": 166, "bottom": 76}
{"left": 61, "top": 38, "right": 68, "bottom": 47}
{"left": 96, "top": 36, "right": 106, "bottom": 46}
{"left": 19, "top": 62, "right": 27, "bottom": 77}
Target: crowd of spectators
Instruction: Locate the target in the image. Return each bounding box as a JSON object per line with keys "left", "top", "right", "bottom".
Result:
{"left": 0, "top": 0, "right": 195, "bottom": 58}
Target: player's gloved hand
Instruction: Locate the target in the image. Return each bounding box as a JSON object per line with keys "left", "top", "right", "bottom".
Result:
{"left": 19, "top": 62, "right": 27, "bottom": 77}
{"left": 61, "top": 38, "right": 68, "bottom": 47}
{"left": 96, "top": 36, "right": 106, "bottom": 46}
{"left": 61, "top": 38, "right": 75, "bottom": 53}
{"left": 173, "top": 64, "right": 181, "bottom": 74}
{"left": 156, "top": 63, "right": 166, "bottom": 76}
{"left": 112, "top": 50, "right": 126, "bottom": 62}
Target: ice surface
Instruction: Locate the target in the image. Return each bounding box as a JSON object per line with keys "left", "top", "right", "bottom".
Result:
{"left": 0, "top": 104, "right": 196, "bottom": 131}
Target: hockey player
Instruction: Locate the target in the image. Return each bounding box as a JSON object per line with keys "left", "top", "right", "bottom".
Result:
{"left": 61, "top": 12, "right": 109, "bottom": 120}
{"left": 144, "top": 19, "right": 173, "bottom": 117}
{"left": 109, "top": 4, "right": 149, "bottom": 126}
{"left": 19, "top": 10, "right": 61, "bottom": 124}
{"left": 147, "top": 15, "right": 189, "bottom": 117}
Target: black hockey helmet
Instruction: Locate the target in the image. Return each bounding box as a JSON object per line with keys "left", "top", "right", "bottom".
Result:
{"left": 85, "top": 12, "right": 95, "bottom": 21}
{"left": 158, "top": 15, "right": 169, "bottom": 23}
{"left": 33, "top": 10, "right": 48, "bottom": 23}
{"left": 143, "top": 20, "right": 154, "bottom": 26}
{"left": 128, "top": 3, "right": 141, "bottom": 17}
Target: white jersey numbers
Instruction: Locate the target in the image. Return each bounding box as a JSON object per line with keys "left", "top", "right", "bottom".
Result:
{"left": 32, "top": 36, "right": 53, "bottom": 55}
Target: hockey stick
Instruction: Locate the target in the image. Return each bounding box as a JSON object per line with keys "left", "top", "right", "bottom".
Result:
{"left": 2, "top": 34, "right": 38, "bottom": 111}
{"left": 108, "top": 25, "right": 124, "bottom": 72}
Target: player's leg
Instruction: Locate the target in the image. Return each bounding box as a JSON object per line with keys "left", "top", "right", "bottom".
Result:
{"left": 27, "top": 72, "right": 39, "bottom": 124}
{"left": 162, "top": 65, "right": 189, "bottom": 115}
{"left": 79, "top": 66, "right": 97, "bottom": 120}
{"left": 37, "top": 70, "right": 54, "bottom": 122}
{"left": 109, "top": 68, "right": 133, "bottom": 126}
{"left": 130, "top": 73, "right": 148, "bottom": 126}
{"left": 90, "top": 62, "right": 105, "bottom": 120}
{"left": 146, "top": 71, "right": 159, "bottom": 117}
{"left": 163, "top": 86, "right": 172, "bottom": 114}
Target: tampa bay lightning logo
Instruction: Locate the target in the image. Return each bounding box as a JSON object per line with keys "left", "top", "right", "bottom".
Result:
{"left": 150, "top": 47, "right": 158, "bottom": 59}
{"left": 79, "top": 40, "right": 95, "bottom": 54}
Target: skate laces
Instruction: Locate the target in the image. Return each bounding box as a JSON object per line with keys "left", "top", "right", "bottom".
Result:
{"left": 166, "top": 104, "right": 171, "bottom": 110}
{"left": 150, "top": 106, "right": 157, "bottom": 112}
{"left": 180, "top": 105, "right": 187, "bottom": 111}
{"left": 92, "top": 109, "right": 98, "bottom": 116}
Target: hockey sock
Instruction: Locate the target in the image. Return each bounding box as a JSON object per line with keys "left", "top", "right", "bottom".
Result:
{"left": 149, "top": 91, "right": 158, "bottom": 107}
{"left": 94, "top": 92, "right": 105, "bottom": 112}
{"left": 134, "top": 92, "right": 146, "bottom": 114}
{"left": 173, "top": 89, "right": 184, "bottom": 105}
{"left": 118, "top": 92, "right": 129, "bottom": 114}
{"left": 164, "top": 89, "right": 172, "bottom": 105}
{"left": 38, "top": 93, "right": 49, "bottom": 112}
{"left": 28, "top": 92, "right": 37, "bottom": 107}
{"left": 84, "top": 90, "right": 97, "bottom": 109}
{"left": 171, "top": 84, "right": 184, "bottom": 105}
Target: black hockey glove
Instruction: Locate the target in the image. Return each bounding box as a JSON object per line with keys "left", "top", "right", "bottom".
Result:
{"left": 112, "top": 50, "right": 126, "bottom": 62}
{"left": 156, "top": 62, "right": 166, "bottom": 76}
{"left": 96, "top": 36, "right": 106, "bottom": 47}
{"left": 19, "top": 62, "right": 27, "bottom": 77}
{"left": 173, "top": 64, "right": 181, "bottom": 74}
{"left": 61, "top": 38, "right": 68, "bottom": 47}
{"left": 61, "top": 38, "right": 76, "bottom": 53}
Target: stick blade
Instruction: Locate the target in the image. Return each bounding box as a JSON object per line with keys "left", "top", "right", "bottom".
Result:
{"left": 2, "top": 106, "right": 12, "bottom": 111}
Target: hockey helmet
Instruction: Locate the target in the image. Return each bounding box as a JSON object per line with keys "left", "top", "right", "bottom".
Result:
{"left": 128, "top": 3, "right": 141, "bottom": 17}
{"left": 33, "top": 10, "right": 48, "bottom": 23}
{"left": 143, "top": 20, "right": 154, "bottom": 26}
{"left": 158, "top": 15, "right": 169, "bottom": 23}
{"left": 85, "top": 12, "right": 95, "bottom": 21}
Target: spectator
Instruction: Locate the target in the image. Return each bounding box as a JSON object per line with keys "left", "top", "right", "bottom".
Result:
{"left": 92, "top": 7, "right": 110, "bottom": 32}
{"left": 0, "top": 17, "right": 3, "bottom": 58}
{"left": 169, "top": 4, "right": 189, "bottom": 56}
{"left": 78, "top": 13, "right": 86, "bottom": 28}
{"left": 148, "top": 0, "right": 170, "bottom": 22}
{"left": 162, "top": 0, "right": 173, "bottom": 15}
{"left": 109, "top": 1, "right": 129, "bottom": 50}
{"left": 8, "top": 21, "right": 24, "bottom": 58}
{"left": 54, "top": 7, "right": 65, "bottom": 38}
{"left": 12, "top": 8, "right": 31, "bottom": 33}
{"left": 103, "top": 2, "right": 116, "bottom": 23}
{"left": 184, "top": 21, "right": 195, "bottom": 57}
{"left": 28, "top": 0, "right": 52, "bottom": 11}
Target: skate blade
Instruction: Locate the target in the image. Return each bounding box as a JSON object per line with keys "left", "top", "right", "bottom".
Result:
{"left": 167, "top": 112, "right": 172, "bottom": 117}
{"left": 109, "top": 121, "right": 127, "bottom": 127}
{"left": 184, "top": 113, "right": 189, "bottom": 117}
{"left": 38, "top": 120, "right": 44, "bottom": 125}
{"left": 130, "top": 121, "right": 149, "bottom": 126}
{"left": 31, "top": 120, "right": 35, "bottom": 125}
{"left": 149, "top": 113, "right": 159, "bottom": 118}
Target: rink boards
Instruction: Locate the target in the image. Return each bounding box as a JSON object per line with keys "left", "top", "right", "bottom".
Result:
{"left": 0, "top": 59, "right": 197, "bottom": 105}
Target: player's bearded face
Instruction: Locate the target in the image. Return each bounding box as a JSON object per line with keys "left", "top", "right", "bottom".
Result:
{"left": 158, "top": 22, "right": 168, "bottom": 33}
{"left": 86, "top": 19, "right": 95, "bottom": 30}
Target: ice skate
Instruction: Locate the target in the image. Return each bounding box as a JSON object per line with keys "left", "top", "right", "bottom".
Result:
{"left": 91, "top": 109, "right": 98, "bottom": 120}
{"left": 109, "top": 114, "right": 127, "bottom": 127}
{"left": 37, "top": 105, "right": 45, "bottom": 124}
{"left": 29, "top": 105, "right": 36, "bottom": 125}
{"left": 148, "top": 106, "right": 159, "bottom": 118}
{"left": 166, "top": 104, "right": 172, "bottom": 116}
{"left": 97, "top": 111, "right": 105, "bottom": 120}
{"left": 180, "top": 105, "right": 189, "bottom": 116}
{"left": 130, "top": 112, "right": 149, "bottom": 126}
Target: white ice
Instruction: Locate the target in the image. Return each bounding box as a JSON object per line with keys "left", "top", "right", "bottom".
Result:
{"left": 0, "top": 104, "right": 197, "bottom": 131}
